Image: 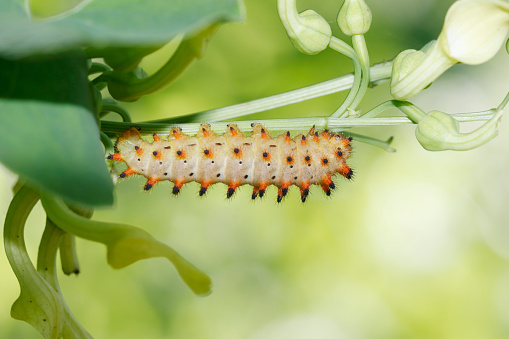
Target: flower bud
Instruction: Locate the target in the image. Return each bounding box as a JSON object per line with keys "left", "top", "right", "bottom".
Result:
{"left": 438, "top": 0, "right": 509, "bottom": 65}
{"left": 415, "top": 110, "right": 503, "bottom": 151}
{"left": 337, "top": 0, "right": 372, "bottom": 36}
{"left": 278, "top": 0, "right": 332, "bottom": 55}
{"left": 391, "top": 0, "right": 509, "bottom": 101}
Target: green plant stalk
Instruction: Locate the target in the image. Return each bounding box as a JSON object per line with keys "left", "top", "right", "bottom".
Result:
{"left": 37, "top": 219, "right": 92, "bottom": 338}
{"left": 100, "top": 99, "right": 132, "bottom": 122}
{"left": 347, "top": 34, "right": 370, "bottom": 112}
{"left": 59, "top": 233, "right": 80, "bottom": 275}
{"left": 59, "top": 205, "right": 94, "bottom": 276}
{"left": 100, "top": 132, "right": 115, "bottom": 155}
{"left": 101, "top": 111, "right": 495, "bottom": 135}
{"left": 3, "top": 185, "right": 65, "bottom": 338}
{"left": 328, "top": 36, "right": 363, "bottom": 118}
{"left": 341, "top": 132, "right": 395, "bottom": 152}
{"left": 88, "top": 62, "right": 112, "bottom": 75}
{"left": 146, "top": 61, "right": 394, "bottom": 124}
{"left": 363, "top": 100, "right": 426, "bottom": 120}
{"left": 497, "top": 90, "right": 509, "bottom": 111}
{"left": 40, "top": 192, "right": 212, "bottom": 295}
{"left": 98, "top": 26, "right": 218, "bottom": 102}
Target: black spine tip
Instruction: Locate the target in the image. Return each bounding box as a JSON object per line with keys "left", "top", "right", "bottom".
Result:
{"left": 281, "top": 187, "right": 288, "bottom": 197}
{"left": 172, "top": 186, "right": 180, "bottom": 195}
{"left": 119, "top": 172, "right": 126, "bottom": 178}
{"left": 107, "top": 155, "right": 113, "bottom": 160}
{"left": 324, "top": 189, "right": 331, "bottom": 196}
{"left": 348, "top": 136, "right": 353, "bottom": 141}
{"left": 199, "top": 187, "right": 207, "bottom": 196}
{"left": 144, "top": 183, "right": 153, "bottom": 191}
{"left": 277, "top": 195, "right": 283, "bottom": 203}
{"left": 346, "top": 169, "right": 353, "bottom": 180}
{"left": 328, "top": 182, "right": 336, "bottom": 190}
{"left": 258, "top": 189, "right": 265, "bottom": 198}
{"left": 301, "top": 195, "right": 307, "bottom": 203}
{"left": 227, "top": 187, "right": 235, "bottom": 198}
{"left": 252, "top": 192, "right": 258, "bottom": 200}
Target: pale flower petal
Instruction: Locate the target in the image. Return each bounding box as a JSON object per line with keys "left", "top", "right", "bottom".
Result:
{"left": 438, "top": 0, "right": 509, "bottom": 64}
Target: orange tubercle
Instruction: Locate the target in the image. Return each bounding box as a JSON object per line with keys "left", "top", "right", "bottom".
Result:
{"left": 285, "top": 131, "right": 292, "bottom": 142}
{"left": 120, "top": 167, "right": 136, "bottom": 178}
{"left": 301, "top": 135, "right": 307, "bottom": 146}
{"left": 172, "top": 128, "right": 183, "bottom": 139}
{"left": 153, "top": 134, "right": 161, "bottom": 142}
{"left": 258, "top": 182, "right": 268, "bottom": 191}
{"left": 322, "top": 174, "right": 333, "bottom": 187}
{"left": 108, "top": 153, "right": 123, "bottom": 161}
{"left": 176, "top": 150, "right": 186, "bottom": 159}
{"left": 144, "top": 178, "right": 160, "bottom": 191}
{"left": 340, "top": 163, "right": 353, "bottom": 179}
{"left": 233, "top": 147, "right": 242, "bottom": 158}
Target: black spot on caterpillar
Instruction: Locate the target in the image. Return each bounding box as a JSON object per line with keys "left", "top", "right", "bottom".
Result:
{"left": 108, "top": 123, "right": 353, "bottom": 202}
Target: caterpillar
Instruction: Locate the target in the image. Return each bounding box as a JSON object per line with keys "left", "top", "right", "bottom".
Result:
{"left": 107, "top": 123, "right": 353, "bottom": 202}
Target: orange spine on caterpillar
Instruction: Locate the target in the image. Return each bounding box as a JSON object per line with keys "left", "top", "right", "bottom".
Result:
{"left": 107, "top": 123, "right": 353, "bottom": 202}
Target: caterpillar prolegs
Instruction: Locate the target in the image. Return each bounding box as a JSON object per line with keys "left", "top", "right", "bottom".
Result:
{"left": 107, "top": 124, "right": 353, "bottom": 202}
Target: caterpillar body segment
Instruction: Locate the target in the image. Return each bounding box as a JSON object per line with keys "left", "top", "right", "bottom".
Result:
{"left": 108, "top": 124, "right": 353, "bottom": 202}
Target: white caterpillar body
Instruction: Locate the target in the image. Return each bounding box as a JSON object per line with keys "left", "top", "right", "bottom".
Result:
{"left": 108, "top": 123, "right": 353, "bottom": 202}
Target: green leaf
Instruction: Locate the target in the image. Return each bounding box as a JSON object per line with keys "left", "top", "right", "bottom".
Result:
{"left": 0, "top": 52, "right": 114, "bottom": 207}
{"left": 0, "top": 0, "right": 244, "bottom": 59}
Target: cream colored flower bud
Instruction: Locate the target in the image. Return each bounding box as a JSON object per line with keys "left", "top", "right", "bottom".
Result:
{"left": 391, "top": 0, "right": 509, "bottom": 101}
{"left": 438, "top": 0, "right": 509, "bottom": 64}
{"left": 278, "top": 0, "right": 332, "bottom": 55}
{"left": 338, "top": 0, "right": 372, "bottom": 36}
{"left": 415, "top": 110, "right": 503, "bottom": 151}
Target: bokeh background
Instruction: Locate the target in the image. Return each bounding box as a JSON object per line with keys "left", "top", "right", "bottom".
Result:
{"left": 2, "top": 0, "right": 509, "bottom": 338}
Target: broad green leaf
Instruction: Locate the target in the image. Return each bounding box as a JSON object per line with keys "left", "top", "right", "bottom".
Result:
{"left": 0, "top": 0, "right": 244, "bottom": 59}
{"left": 0, "top": 52, "right": 114, "bottom": 206}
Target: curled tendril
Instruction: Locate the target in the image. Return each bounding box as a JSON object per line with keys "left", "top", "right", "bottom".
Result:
{"left": 40, "top": 191, "right": 212, "bottom": 295}
{"left": 4, "top": 183, "right": 212, "bottom": 338}
{"left": 4, "top": 185, "right": 66, "bottom": 338}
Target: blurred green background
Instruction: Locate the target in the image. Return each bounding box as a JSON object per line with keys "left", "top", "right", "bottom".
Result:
{"left": 2, "top": 0, "right": 509, "bottom": 338}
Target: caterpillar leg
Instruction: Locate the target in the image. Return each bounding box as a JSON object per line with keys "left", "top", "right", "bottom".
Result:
{"left": 300, "top": 182, "right": 310, "bottom": 203}
{"left": 277, "top": 181, "right": 291, "bottom": 203}
{"left": 172, "top": 180, "right": 184, "bottom": 195}
{"left": 199, "top": 180, "right": 212, "bottom": 197}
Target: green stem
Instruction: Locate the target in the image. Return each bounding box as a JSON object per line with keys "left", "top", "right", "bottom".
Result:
{"left": 88, "top": 62, "right": 112, "bottom": 75}
{"left": 363, "top": 100, "right": 426, "bottom": 120}
{"left": 100, "top": 99, "right": 132, "bottom": 122}
{"left": 97, "top": 26, "right": 217, "bottom": 102}
{"left": 37, "top": 219, "right": 92, "bottom": 338}
{"left": 100, "top": 132, "right": 115, "bottom": 155}
{"left": 392, "top": 101, "right": 426, "bottom": 123}
{"left": 348, "top": 35, "right": 370, "bottom": 112}
{"left": 497, "top": 91, "right": 509, "bottom": 111}
{"left": 100, "top": 110, "right": 495, "bottom": 136}
{"left": 40, "top": 193, "right": 212, "bottom": 295}
{"left": 4, "top": 185, "right": 65, "bottom": 338}
{"left": 329, "top": 36, "right": 363, "bottom": 118}
{"left": 59, "top": 233, "right": 80, "bottom": 275}
{"left": 147, "top": 61, "right": 394, "bottom": 124}
{"left": 341, "top": 132, "right": 395, "bottom": 152}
